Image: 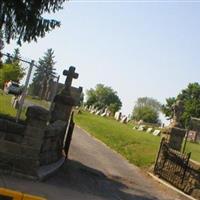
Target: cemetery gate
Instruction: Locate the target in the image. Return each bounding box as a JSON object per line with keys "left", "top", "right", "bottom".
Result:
{"left": 154, "top": 138, "right": 193, "bottom": 193}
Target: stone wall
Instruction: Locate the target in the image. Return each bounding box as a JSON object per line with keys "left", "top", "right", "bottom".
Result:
{"left": 0, "top": 106, "right": 67, "bottom": 178}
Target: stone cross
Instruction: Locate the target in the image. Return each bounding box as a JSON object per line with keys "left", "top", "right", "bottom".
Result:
{"left": 63, "top": 66, "right": 79, "bottom": 88}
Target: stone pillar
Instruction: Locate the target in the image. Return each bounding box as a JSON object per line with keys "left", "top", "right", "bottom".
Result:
{"left": 21, "top": 106, "right": 49, "bottom": 175}
{"left": 50, "top": 93, "right": 75, "bottom": 123}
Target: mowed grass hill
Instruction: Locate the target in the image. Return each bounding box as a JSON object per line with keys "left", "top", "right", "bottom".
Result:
{"left": 75, "top": 111, "right": 200, "bottom": 168}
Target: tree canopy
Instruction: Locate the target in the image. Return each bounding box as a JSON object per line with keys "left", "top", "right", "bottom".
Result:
{"left": 132, "top": 97, "right": 161, "bottom": 124}
{"left": 29, "top": 48, "right": 56, "bottom": 98}
{"left": 163, "top": 82, "right": 200, "bottom": 128}
{"left": 0, "top": 0, "right": 66, "bottom": 45}
{"left": 0, "top": 48, "right": 25, "bottom": 88}
{"left": 86, "top": 84, "right": 122, "bottom": 114}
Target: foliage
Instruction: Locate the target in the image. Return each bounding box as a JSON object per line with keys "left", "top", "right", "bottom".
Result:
{"left": 132, "top": 97, "right": 161, "bottom": 123}
{"left": 162, "top": 97, "right": 176, "bottom": 119}
{"left": 29, "top": 48, "right": 56, "bottom": 97}
{"left": 132, "top": 106, "right": 160, "bottom": 124}
{"left": 74, "top": 111, "right": 200, "bottom": 167}
{"left": 162, "top": 83, "right": 200, "bottom": 127}
{"left": 86, "top": 84, "right": 122, "bottom": 114}
{"left": 0, "top": 0, "right": 66, "bottom": 45}
{"left": 0, "top": 48, "right": 25, "bottom": 88}
{"left": 0, "top": 49, "right": 25, "bottom": 88}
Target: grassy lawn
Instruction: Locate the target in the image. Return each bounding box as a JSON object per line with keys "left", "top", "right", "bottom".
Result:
{"left": 75, "top": 111, "right": 200, "bottom": 168}
{"left": 0, "top": 92, "right": 17, "bottom": 118}
{"left": 0, "top": 91, "right": 50, "bottom": 119}
{"left": 26, "top": 96, "right": 50, "bottom": 109}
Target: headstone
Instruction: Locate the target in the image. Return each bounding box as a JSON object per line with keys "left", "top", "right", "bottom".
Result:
{"left": 189, "top": 117, "right": 200, "bottom": 143}
{"left": 152, "top": 129, "right": 161, "bottom": 136}
{"left": 90, "top": 110, "right": 96, "bottom": 114}
{"left": 146, "top": 127, "right": 153, "bottom": 133}
{"left": 187, "top": 130, "right": 197, "bottom": 142}
{"left": 101, "top": 113, "right": 106, "bottom": 117}
{"left": 138, "top": 119, "right": 144, "bottom": 125}
{"left": 168, "top": 127, "right": 186, "bottom": 151}
{"left": 120, "top": 116, "right": 127, "bottom": 124}
{"left": 95, "top": 110, "right": 101, "bottom": 115}
{"left": 115, "top": 112, "right": 121, "bottom": 121}
{"left": 138, "top": 125, "right": 145, "bottom": 131}
{"left": 106, "top": 112, "right": 111, "bottom": 117}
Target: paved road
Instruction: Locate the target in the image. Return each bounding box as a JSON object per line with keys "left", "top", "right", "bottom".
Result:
{"left": 0, "top": 126, "right": 189, "bottom": 200}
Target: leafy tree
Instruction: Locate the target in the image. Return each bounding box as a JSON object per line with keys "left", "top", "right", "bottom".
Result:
{"left": 29, "top": 48, "right": 56, "bottom": 98}
{"left": 86, "top": 84, "right": 122, "bottom": 114}
{"left": 132, "top": 97, "right": 161, "bottom": 123}
{"left": 162, "top": 97, "right": 176, "bottom": 119}
{"left": 0, "top": 0, "right": 65, "bottom": 45}
{"left": 0, "top": 48, "right": 25, "bottom": 88}
{"left": 163, "top": 82, "right": 200, "bottom": 127}
{"left": 0, "top": 64, "right": 25, "bottom": 88}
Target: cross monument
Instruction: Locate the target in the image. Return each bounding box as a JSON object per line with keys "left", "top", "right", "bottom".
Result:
{"left": 63, "top": 66, "right": 78, "bottom": 88}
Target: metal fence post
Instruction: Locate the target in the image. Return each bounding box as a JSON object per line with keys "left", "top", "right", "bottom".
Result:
{"left": 16, "top": 60, "right": 34, "bottom": 122}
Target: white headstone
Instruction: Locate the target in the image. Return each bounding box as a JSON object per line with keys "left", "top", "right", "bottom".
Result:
{"left": 115, "top": 112, "right": 121, "bottom": 121}
{"left": 101, "top": 113, "right": 106, "bottom": 117}
{"left": 120, "top": 116, "right": 127, "bottom": 124}
{"left": 146, "top": 128, "right": 153, "bottom": 133}
{"left": 153, "top": 130, "right": 161, "bottom": 136}
{"left": 138, "top": 125, "right": 146, "bottom": 131}
{"left": 95, "top": 110, "right": 101, "bottom": 115}
{"left": 90, "top": 110, "right": 96, "bottom": 114}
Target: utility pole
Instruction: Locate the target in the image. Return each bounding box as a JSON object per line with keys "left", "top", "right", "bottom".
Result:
{"left": 16, "top": 60, "right": 34, "bottom": 122}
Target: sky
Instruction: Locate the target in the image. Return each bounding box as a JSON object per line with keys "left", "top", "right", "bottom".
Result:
{"left": 4, "top": 0, "right": 200, "bottom": 118}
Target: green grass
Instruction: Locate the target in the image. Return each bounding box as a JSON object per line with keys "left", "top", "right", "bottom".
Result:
{"left": 75, "top": 111, "right": 161, "bottom": 168}
{"left": 0, "top": 93, "right": 17, "bottom": 118}
{"left": 185, "top": 142, "right": 200, "bottom": 162}
{"left": 75, "top": 111, "right": 200, "bottom": 168}
{"left": 0, "top": 92, "right": 50, "bottom": 119}
{"left": 26, "top": 96, "right": 50, "bottom": 109}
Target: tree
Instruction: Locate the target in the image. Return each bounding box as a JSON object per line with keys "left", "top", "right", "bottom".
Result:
{"left": 86, "top": 84, "right": 122, "bottom": 114}
{"left": 0, "top": 64, "right": 25, "bottom": 88}
{"left": 132, "top": 97, "right": 161, "bottom": 123}
{"left": 0, "top": 0, "right": 65, "bottom": 45}
{"left": 29, "top": 48, "right": 56, "bottom": 98}
{"left": 163, "top": 82, "right": 200, "bottom": 128}
{"left": 0, "top": 48, "right": 25, "bottom": 88}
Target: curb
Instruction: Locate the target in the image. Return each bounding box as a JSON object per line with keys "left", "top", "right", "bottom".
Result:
{"left": 148, "top": 173, "right": 197, "bottom": 200}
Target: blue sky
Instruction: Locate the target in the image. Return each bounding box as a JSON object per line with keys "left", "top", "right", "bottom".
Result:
{"left": 4, "top": 1, "right": 200, "bottom": 116}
